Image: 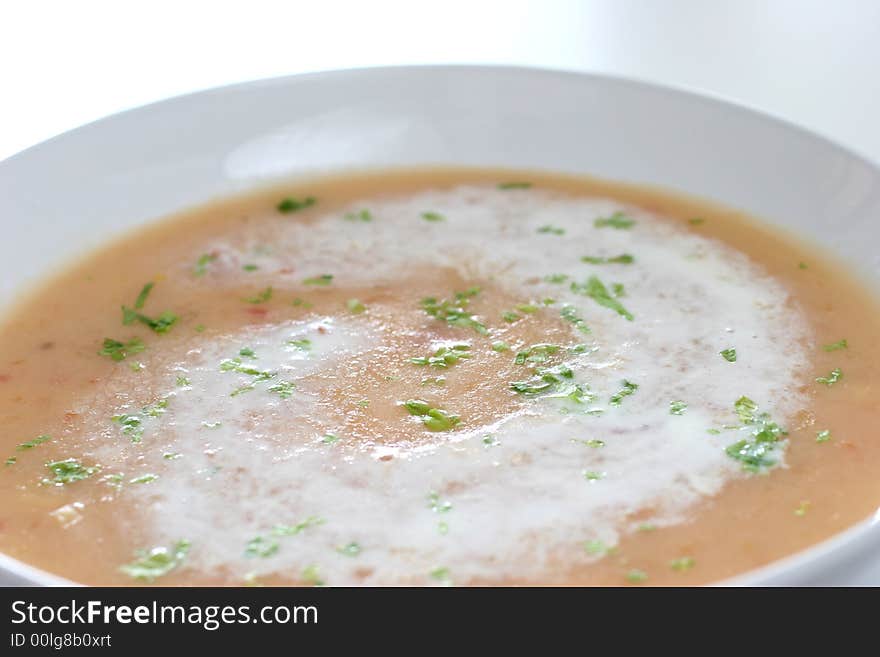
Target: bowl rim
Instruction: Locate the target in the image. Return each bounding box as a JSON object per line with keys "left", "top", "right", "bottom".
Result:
{"left": 1, "top": 64, "right": 878, "bottom": 587}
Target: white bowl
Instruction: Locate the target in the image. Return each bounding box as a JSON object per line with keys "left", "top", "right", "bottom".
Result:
{"left": 1, "top": 66, "right": 878, "bottom": 586}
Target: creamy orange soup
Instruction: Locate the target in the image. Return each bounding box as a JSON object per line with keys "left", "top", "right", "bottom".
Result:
{"left": 0, "top": 168, "right": 878, "bottom": 586}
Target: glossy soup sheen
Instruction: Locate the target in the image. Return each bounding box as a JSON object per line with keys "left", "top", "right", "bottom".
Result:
{"left": 0, "top": 168, "right": 878, "bottom": 586}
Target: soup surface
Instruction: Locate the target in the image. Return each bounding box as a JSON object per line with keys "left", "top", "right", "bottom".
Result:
{"left": 0, "top": 169, "right": 878, "bottom": 586}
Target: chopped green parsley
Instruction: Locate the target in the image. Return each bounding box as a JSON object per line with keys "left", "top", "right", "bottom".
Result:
{"left": 720, "top": 348, "right": 737, "bottom": 362}
{"left": 571, "top": 276, "right": 634, "bottom": 321}
{"left": 346, "top": 298, "right": 366, "bottom": 314}
{"left": 420, "top": 287, "right": 487, "bottom": 334}
{"left": 560, "top": 304, "right": 591, "bottom": 334}
{"left": 421, "top": 212, "right": 445, "bottom": 222}
{"left": 491, "top": 340, "right": 510, "bottom": 352}
{"left": 514, "top": 343, "right": 560, "bottom": 365}
{"left": 277, "top": 196, "right": 316, "bottom": 213}
{"left": 724, "top": 396, "right": 787, "bottom": 471}
{"left": 670, "top": 556, "right": 695, "bottom": 572}
{"left": 410, "top": 344, "right": 471, "bottom": 368}
{"left": 194, "top": 253, "right": 217, "bottom": 276}
{"left": 497, "top": 182, "right": 531, "bottom": 190}
{"left": 594, "top": 212, "right": 635, "bottom": 229}
{"left": 16, "top": 435, "right": 51, "bottom": 451}
{"left": 344, "top": 209, "right": 373, "bottom": 222}
{"left": 816, "top": 429, "right": 832, "bottom": 443}
{"left": 42, "top": 459, "right": 99, "bottom": 486}
{"left": 402, "top": 399, "right": 461, "bottom": 431}
{"left": 120, "top": 540, "right": 190, "bottom": 581}
{"left": 112, "top": 399, "right": 168, "bottom": 443}
{"left": 303, "top": 274, "right": 333, "bottom": 286}
{"left": 337, "top": 542, "right": 362, "bottom": 557}
{"left": 609, "top": 380, "right": 639, "bottom": 406}
{"left": 626, "top": 569, "right": 648, "bottom": 583}
{"left": 669, "top": 400, "right": 687, "bottom": 415}
{"left": 580, "top": 254, "right": 634, "bottom": 265}
{"left": 544, "top": 273, "right": 569, "bottom": 284}
{"left": 130, "top": 473, "right": 158, "bottom": 484}
{"left": 537, "top": 225, "right": 565, "bottom": 235}
{"left": 816, "top": 368, "right": 842, "bottom": 386}
{"left": 245, "top": 287, "right": 273, "bottom": 304}
{"left": 99, "top": 337, "right": 146, "bottom": 362}
{"left": 822, "top": 339, "right": 848, "bottom": 352}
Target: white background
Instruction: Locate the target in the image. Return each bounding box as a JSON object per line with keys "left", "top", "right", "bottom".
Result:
{"left": 2, "top": 0, "right": 879, "bottom": 163}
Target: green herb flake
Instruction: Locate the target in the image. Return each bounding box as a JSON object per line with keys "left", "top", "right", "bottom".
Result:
{"left": 42, "top": 459, "right": 99, "bottom": 486}
{"left": 537, "top": 224, "right": 565, "bottom": 235}
{"left": 267, "top": 381, "right": 295, "bottom": 399}
{"left": 816, "top": 368, "right": 842, "bottom": 386}
{"left": 346, "top": 298, "right": 366, "bottom": 314}
{"left": 581, "top": 253, "right": 634, "bottom": 265}
{"left": 723, "top": 396, "right": 787, "bottom": 471}
{"left": 420, "top": 288, "right": 487, "bottom": 335}
{"left": 584, "top": 540, "right": 611, "bottom": 556}
{"left": 816, "top": 429, "right": 832, "bottom": 443}
{"left": 277, "top": 196, "right": 316, "bottom": 213}
{"left": 822, "top": 339, "right": 848, "bottom": 352}
{"left": 502, "top": 310, "right": 520, "bottom": 323}
{"left": 610, "top": 380, "right": 639, "bottom": 406}
{"left": 245, "top": 287, "right": 273, "bottom": 304}
{"left": 571, "top": 276, "right": 634, "bottom": 321}
{"left": 175, "top": 375, "right": 190, "bottom": 387}
{"left": 16, "top": 435, "right": 51, "bottom": 452}
{"left": 130, "top": 473, "right": 158, "bottom": 484}
{"left": 242, "top": 264, "right": 259, "bottom": 272}
{"left": 670, "top": 556, "right": 695, "bottom": 572}
{"left": 688, "top": 217, "right": 706, "bottom": 226}
{"left": 514, "top": 343, "right": 560, "bottom": 365}
{"left": 638, "top": 523, "right": 657, "bottom": 532}
{"left": 239, "top": 347, "right": 256, "bottom": 359}
{"left": 611, "top": 283, "right": 626, "bottom": 297}
{"left": 430, "top": 566, "right": 453, "bottom": 585}
{"left": 544, "top": 273, "right": 569, "bottom": 284}
{"left": 410, "top": 344, "right": 471, "bottom": 368}
{"left": 794, "top": 501, "right": 811, "bottom": 517}
{"left": 134, "top": 282, "right": 154, "bottom": 310}
{"left": 245, "top": 536, "right": 279, "bottom": 559}
{"left": 491, "top": 341, "right": 510, "bottom": 352}
{"left": 497, "top": 182, "right": 531, "bottom": 190}
{"left": 594, "top": 212, "right": 635, "bottom": 229}
{"left": 583, "top": 470, "right": 605, "bottom": 482}
{"left": 626, "top": 569, "right": 648, "bottom": 583}
{"left": 720, "top": 348, "right": 737, "bottom": 362}
{"left": 421, "top": 211, "right": 445, "bottom": 222}
{"left": 344, "top": 209, "right": 372, "bottom": 222}
{"left": 669, "top": 400, "right": 688, "bottom": 415}
{"left": 321, "top": 433, "right": 340, "bottom": 445}
{"left": 99, "top": 337, "right": 146, "bottom": 362}
{"left": 194, "top": 253, "right": 217, "bottom": 276}
{"left": 120, "top": 540, "right": 190, "bottom": 581}
{"left": 122, "top": 304, "right": 178, "bottom": 334}
{"left": 5, "top": 457, "right": 16, "bottom": 466}
{"left": 287, "top": 338, "right": 312, "bottom": 351}
{"left": 303, "top": 274, "right": 333, "bottom": 286}
{"left": 301, "top": 564, "right": 324, "bottom": 586}
{"left": 272, "top": 516, "right": 324, "bottom": 536}
{"left": 337, "top": 542, "right": 362, "bottom": 557}
{"left": 112, "top": 399, "right": 168, "bottom": 443}
{"left": 560, "top": 304, "right": 591, "bottom": 334}
{"left": 798, "top": 262, "right": 808, "bottom": 270}
{"left": 402, "top": 399, "right": 461, "bottom": 432}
